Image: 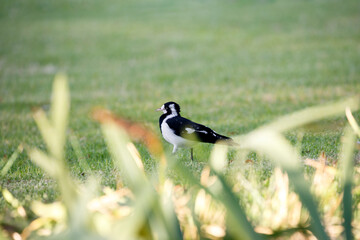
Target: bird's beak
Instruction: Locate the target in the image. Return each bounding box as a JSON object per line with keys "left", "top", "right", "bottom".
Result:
{"left": 156, "top": 107, "right": 162, "bottom": 112}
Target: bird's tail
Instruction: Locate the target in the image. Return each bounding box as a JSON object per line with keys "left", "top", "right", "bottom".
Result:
{"left": 215, "top": 135, "right": 239, "bottom": 147}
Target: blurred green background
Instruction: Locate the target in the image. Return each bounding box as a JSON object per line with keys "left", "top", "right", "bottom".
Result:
{"left": 0, "top": 0, "right": 360, "bottom": 203}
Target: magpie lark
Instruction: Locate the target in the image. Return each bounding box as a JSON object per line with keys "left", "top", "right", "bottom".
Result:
{"left": 156, "top": 101, "right": 235, "bottom": 160}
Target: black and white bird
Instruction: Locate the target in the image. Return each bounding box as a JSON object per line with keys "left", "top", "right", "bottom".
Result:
{"left": 156, "top": 101, "right": 235, "bottom": 160}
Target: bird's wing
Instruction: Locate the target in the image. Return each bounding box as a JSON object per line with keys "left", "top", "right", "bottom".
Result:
{"left": 166, "top": 117, "right": 230, "bottom": 143}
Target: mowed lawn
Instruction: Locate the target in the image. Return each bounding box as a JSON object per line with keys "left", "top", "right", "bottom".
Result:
{"left": 1, "top": 0, "right": 360, "bottom": 207}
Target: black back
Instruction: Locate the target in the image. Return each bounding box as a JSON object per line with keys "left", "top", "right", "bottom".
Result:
{"left": 166, "top": 116, "right": 230, "bottom": 143}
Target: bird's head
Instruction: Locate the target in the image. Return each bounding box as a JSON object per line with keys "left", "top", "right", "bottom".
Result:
{"left": 156, "top": 101, "right": 181, "bottom": 115}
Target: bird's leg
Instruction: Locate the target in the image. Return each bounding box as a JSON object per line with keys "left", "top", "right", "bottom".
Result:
{"left": 190, "top": 148, "right": 193, "bottom": 161}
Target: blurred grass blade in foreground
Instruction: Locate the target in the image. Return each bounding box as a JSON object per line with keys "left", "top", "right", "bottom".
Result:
{"left": 209, "top": 174, "right": 264, "bottom": 240}
{"left": 93, "top": 108, "right": 168, "bottom": 185}
{"left": 93, "top": 108, "right": 164, "bottom": 159}
{"left": 101, "top": 122, "right": 148, "bottom": 191}
{"left": 208, "top": 143, "right": 261, "bottom": 239}
{"left": 29, "top": 74, "right": 77, "bottom": 212}
{"left": 240, "top": 129, "right": 329, "bottom": 239}
{"left": 50, "top": 74, "right": 70, "bottom": 160}
{"left": 0, "top": 145, "right": 23, "bottom": 177}
{"left": 340, "top": 126, "right": 357, "bottom": 240}
{"left": 210, "top": 144, "right": 228, "bottom": 173}
{"left": 260, "top": 97, "right": 359, "bottom": 133}
{"left": 346, "top": 107, "right": 360, "bottom": 138}
{"left": 96, "top": 109, "right": 182, "bottom": 240}
{"left": 172, "top": 158, "right": 262, "bottom": 240}
{"left": 235, "top": 96, "right": 360, "bottom": 239}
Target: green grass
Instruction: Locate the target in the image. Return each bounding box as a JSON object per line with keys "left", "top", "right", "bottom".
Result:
{"left": 1, "top": 0, "right": 360, "bottom": 210}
